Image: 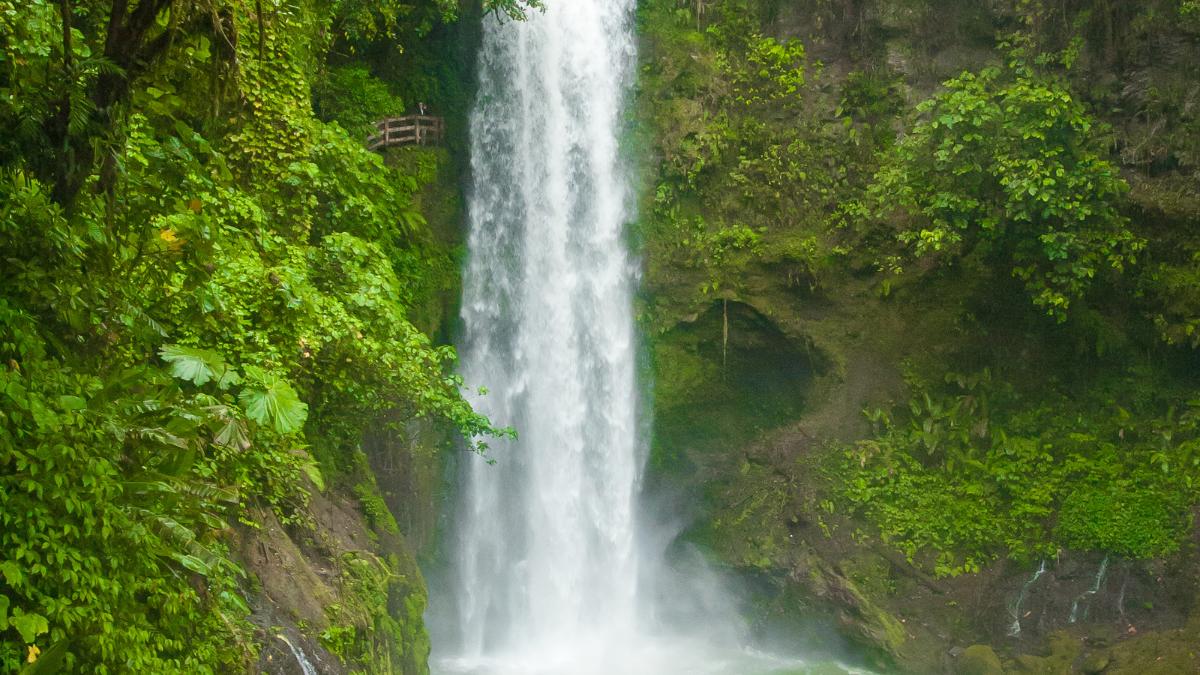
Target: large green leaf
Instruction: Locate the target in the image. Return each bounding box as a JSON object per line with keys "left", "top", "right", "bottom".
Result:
{"left": 0, "top": 561, "right": 22, "bottom": 586}
{"left": 159, "top": 345, "right": 241, "bottom": 388}
{"left": 213, "top": 418, "right": 251, "bottom": 450}
{"left": 176, "top": 554, "right": 210, "bottom": 575}
{"left": 300, "top": 457, "right": 325, "bottom": 492}
{"left": 10, "top": 610, "right": 48, "bottom": 643}
{"left": 219, "top": 590, "right": 250, "bottom": 616}
{"left": 239, "top": 366, "right": 308, "bottom": 434}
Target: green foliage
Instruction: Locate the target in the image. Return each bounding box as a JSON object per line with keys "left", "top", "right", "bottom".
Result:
{"left": 483, "top": 0, "right": 545, "bottom": 21}
{"left": 840, "top": 372, "right": 1200, "bottom": 576}
{"left": 0, "top": 0, "right": 504, "bottom": 670}
{"left": 662, "top": 213, "right": 764, "bottom": 295}
{"left": 321, "top": 550, "right": 429, "bottom": 673}
{"left": 1142, "top": 256, "right": 1200, "bottom": 348}
{"left": 639, "top": 0, "right": 1200, "bottom": 600}
{"left": 313, "top": 66, "right": 407, "bottom": 136}
{"left": 160, "top": 345, "right": 242, "bottom": 389}
{"left": 838, "top": 70, "right": 905, "bottom": 124}
{"left": 704, "top": 461, "right": 794, "bottom": 570}
{"left": 354, "top": 481, "right": 401, "bottom": 536}
{"left": 638, "top": 0, "right": 871, "bottom": 325}
{"left": 239, "top": 366, "right": 309, "bottom": 435}
{"left": 1057, "top": 482, "right": 1187, "bottom": 558}
{"left": 327, "top": 0, "right": 457, "bottom": 46}
{"left": 324, "top": 0, "right": 542, "bottom": 56}
{"left": 0, "top": 345, "right": 259, "bottom": 672}
{"left": 867, "top": 53, "right": 1143, "bottom": 321}
{"left": 722, "top": 35, "right": 806, "bottom": 108}
{"left": 837, "top": 70, "right": 906, "bottom": 148}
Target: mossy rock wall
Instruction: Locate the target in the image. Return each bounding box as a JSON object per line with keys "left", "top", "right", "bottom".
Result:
{"left": 634, "top": 0, "right": 1200, "bottom": 670}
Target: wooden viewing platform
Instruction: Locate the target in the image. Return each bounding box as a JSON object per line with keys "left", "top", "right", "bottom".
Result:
{"left": 367, "top": 115, "right": 445, "bottom": 151}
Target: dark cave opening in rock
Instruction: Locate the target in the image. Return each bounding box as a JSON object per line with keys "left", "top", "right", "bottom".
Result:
{"left": 652, "top": 300, "right": 824, "bottom": 472}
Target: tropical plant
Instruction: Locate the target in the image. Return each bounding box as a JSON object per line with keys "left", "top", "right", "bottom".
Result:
{"left": 868, "top": 50, "right": 1143, "bottom": 321}
{"left": 0, "top": 0, "right": 507, "bottom": 670}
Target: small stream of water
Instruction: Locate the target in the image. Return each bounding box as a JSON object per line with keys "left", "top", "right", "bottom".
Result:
{"left": 276, "top": 634, "right": 318, "bottom": 675}
{"left": 1007, "top": 559, "right": 1047, "bottom": 637}
{"left": 1069, "top": 556, "right": 1110, "bottom": 624}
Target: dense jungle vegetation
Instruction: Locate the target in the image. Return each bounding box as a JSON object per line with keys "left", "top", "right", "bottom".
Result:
{"left": 639, "top": 0, "right": 1200, "bottom": 579}
{"left": 2, "top": 0, "right": 1199, "bottom": 671}
{"left": 0, "top": 0, "right": 537, "bottom": 671}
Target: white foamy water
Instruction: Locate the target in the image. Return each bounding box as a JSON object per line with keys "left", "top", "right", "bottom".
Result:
{"left": 434, "top": 4, "right": 862, "bottom": 674}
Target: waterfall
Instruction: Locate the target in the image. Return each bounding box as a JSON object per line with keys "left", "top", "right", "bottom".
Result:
{"left": 445, "top": 0, "right": 643, "bottom": 665}
{"left": 433, "top": 3, "right": 862, "bottom": 674}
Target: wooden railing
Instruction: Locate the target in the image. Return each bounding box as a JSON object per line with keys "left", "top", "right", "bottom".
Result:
{"left": 367, "top": 116, "right": 445, "bottom": 151}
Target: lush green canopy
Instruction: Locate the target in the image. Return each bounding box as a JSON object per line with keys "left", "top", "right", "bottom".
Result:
{"left": 0, "top": 0, "right": 502, "bottom": 670}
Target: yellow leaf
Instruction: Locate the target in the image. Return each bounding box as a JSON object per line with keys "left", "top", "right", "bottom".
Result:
{"left": 27, "top": 644, "right": 40, "bottom": 663}
{"left": 160, "top": 228, "right": 178, "bottom": 243}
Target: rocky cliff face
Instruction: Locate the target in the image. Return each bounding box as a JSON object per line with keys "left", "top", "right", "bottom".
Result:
{"left": 635, "top": 0, "right": 1200, "bottom": 671}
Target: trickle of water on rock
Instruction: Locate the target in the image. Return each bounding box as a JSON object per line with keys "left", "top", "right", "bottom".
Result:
{"left": 1007, "top": 559, "right": 1047, "bottom": 637}
{"left": 1069, "top": 556, "right": 1110, "bottom": 624}
{"left": 431, "top": 3, "right": 864, "bottom": 674}
{"left": 275, "top": 634, "right": 317, "bottom": 675}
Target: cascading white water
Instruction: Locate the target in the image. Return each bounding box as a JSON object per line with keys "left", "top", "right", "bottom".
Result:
{"left": 435, "top": 4, "right": 863, "bottom": 674}
{"left": 445, "top": 0, "right": 642, "bottom": 668}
